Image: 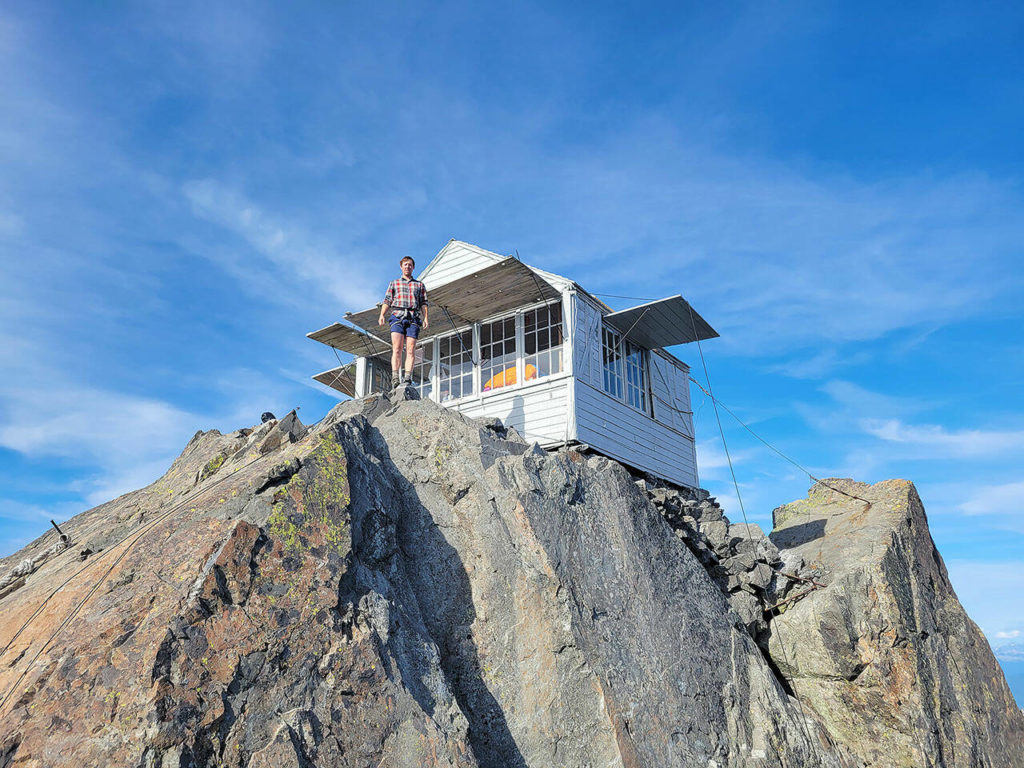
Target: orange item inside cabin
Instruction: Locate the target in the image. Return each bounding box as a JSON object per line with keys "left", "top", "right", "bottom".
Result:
{"left": 483, "top": 364, "right": 537, "bottom": 391}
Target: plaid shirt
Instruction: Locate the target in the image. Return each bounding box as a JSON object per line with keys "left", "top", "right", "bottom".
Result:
{"left": 383, "top": 276, "right": 428, "bottom": 311}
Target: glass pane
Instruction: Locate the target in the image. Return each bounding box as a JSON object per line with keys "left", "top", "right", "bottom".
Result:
{"left": 603, "top": 326, "right": 623, "bottom": 399}
{"left": 524, "top": 301, "right": 563, "bottom": 383}
{"left": 412, "top": 342, "right": 434, "bottom": 400}
{"left": 481, "top": 315, "right": 517, "bottom": 391}
{"left": 439, "top": 330, "right": 473, "bottom": 401}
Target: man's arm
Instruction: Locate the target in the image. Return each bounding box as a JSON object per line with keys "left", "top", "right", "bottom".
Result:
{"left": 421, "top": 305, "right": 428, "bottom": 329}
{"left": 379, "top": 280, "right": 396, "bottom": 325}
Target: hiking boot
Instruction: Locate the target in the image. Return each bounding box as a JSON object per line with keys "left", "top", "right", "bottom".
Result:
{"left": 391, "top": 374, "right": 401, "bottom": 391}
{"left": 401, "top": 372, "right": 412, "bottom": 385}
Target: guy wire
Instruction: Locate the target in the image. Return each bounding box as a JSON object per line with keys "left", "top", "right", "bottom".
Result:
{"left": 685, "top": 302, "right": 824, "bottom": 759}
{"left": 0, "top": 444, "right": 281, "bottom": 714}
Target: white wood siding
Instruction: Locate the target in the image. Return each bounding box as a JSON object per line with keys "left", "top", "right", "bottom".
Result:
{"left": 449, "top": 375, "right": 571, "bottom": 448}
{"left": 420, "top": 241, "right": 504, "bottom": 289}
{"left": 573, "top": 378, "right": 698, "bottom": 488}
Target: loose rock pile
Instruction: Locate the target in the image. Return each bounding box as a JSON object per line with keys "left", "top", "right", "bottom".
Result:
{"left": 634, "top": 478, "right": 814, "bottom": 643}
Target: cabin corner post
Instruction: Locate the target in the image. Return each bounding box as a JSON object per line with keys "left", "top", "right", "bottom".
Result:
{"left": 355, "top": 356, "right": 369, "bottom": 398}
{"left": 562, "top": 288, "right": 576, "bottom": 380}
{"left": 515, "top": 307, "right": 525, "bottom": 393}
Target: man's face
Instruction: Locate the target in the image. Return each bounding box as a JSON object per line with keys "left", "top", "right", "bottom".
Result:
{"left": 401, "top": 259, "right": 415, "bottom": 277}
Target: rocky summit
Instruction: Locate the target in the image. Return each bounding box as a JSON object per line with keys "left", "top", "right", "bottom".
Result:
{"left": 0, "top": 391, "right": 1020, "bottom": 767}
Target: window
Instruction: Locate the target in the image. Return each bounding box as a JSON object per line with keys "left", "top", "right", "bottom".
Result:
{"left": 409, "top": 300, "right": 567, "bottom": 403}
{"left": 480, "top": 316, "right": 517, "bottom": 391}
{"left": 624, "top": 340, "right": 649, "bottom": 413}
{"left": 411, "top": 342, "right": 434, "bottom": 401}
{"left": 439, "top": 330, "right": 473, "bottom": 401}
{"left": 602, "top": 326, "right": 623, "bottom": 400}
{"left": 603, "top": 325, "right": 651, "bottom": 414}
{"left": 368, "top": 359, "right": 390, "bottom": 394}
{"left": 524, "top": 302, "right": 563, "bottom": 381}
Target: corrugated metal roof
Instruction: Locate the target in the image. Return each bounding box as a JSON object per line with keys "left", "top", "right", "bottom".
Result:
{"left": 313, "top": 363, "right": 357, "bottom": 397}
{"left": 604, "top": 296, "right": 718, "bottom": 349}
{"left": 344, "top": 257, "right": 560, "bottom": 341}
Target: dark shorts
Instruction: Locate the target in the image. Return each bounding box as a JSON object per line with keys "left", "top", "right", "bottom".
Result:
{"left": 389, "top": 313, "right": 421, "bottom": 338}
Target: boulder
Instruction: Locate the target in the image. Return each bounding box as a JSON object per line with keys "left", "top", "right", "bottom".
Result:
{"left": 697, "top": 518, "right": 730, "bottom": 553}
{"left": 768, "top": 478, "right": 1024, "bottom": 767}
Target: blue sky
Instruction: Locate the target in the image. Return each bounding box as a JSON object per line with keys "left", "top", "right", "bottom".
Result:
{"left": 1, "top": 2, "right": 1022, "bottom": 699}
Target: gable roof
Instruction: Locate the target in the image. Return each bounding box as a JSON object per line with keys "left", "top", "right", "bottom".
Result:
{"left": 418, "top": 239, "right": 506, "bottom": 285}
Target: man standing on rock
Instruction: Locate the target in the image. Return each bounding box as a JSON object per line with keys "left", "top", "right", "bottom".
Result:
{"left": 379, "top": 256, "right": 429, "bottom": 390}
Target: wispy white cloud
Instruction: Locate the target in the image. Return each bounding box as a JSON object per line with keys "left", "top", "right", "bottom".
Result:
{"left": 997, "top": 630, "right": 1022, "bottom": 640}
{"left": 0, "top": 500, "right": 53, "bottom": 524}
{"left": 959, "top": 482, "right": 1024, "bottom": 519}
{"left": 0, "top": 373, "right": 198, "bottom": 510}
{"left": 995, "top": 644, "right": 1024, "bottom": 662}
{"left": 696, "top": 438, "right": 761, "bottom": 479}
{"left": 861, "top": 419, "right": 1024, "bottom": 458}
{"left": 0, "top": 498, "right": 84, "bottom": 528}
{"left": 182, "top": 179, "right": 380, "bottom": 310}
{"left": 0, "top": 385, "right": 194, "bottom": 465}
{"left": 73, "top": 458, "right": 180, "bottom": 509}
{"left": 511, "top": 120, "right": 1024, "bottom": 356}
{"left": 822, "top": 380, "right": 934, "bottom": 417}
{"left": 793, "top": 379, "right": 933, "bottom": 439}
{"left": 768, "top": 348, "right": 872, "bottom": 380}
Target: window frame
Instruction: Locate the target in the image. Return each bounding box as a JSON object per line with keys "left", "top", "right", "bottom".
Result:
{"left": 522, "top": 301, "right": 565, "bottom": 383}
{"left": 369, "top": 358, "right": 390, "bottom": 395}
{"left": 479, "top": 313, "right": 519, "bottom": 394}
{"left": 435, "top": 328, "right": 475, "bottom": 403}
{"left": 602, "top": 321, "right": 653, "bottom": 417}
{"left": 416, "top": 298, "right": 567, "bottom": 405}
{"left": 623, "top": 338, "right": 650, "bottom": 414}
{"left": 602, "top": 325, "right": 624, "bottom": 401}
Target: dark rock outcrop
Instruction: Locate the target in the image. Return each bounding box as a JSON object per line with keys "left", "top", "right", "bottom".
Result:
{"left": 0, "top": 396, "right": 1019, "bottom": 767}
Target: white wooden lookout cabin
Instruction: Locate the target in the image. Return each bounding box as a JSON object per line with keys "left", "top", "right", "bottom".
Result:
{"left": 308, "top": 240, "right": 718, "bottom": 489}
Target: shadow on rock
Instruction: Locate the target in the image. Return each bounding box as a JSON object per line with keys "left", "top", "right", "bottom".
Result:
{"left": 770, "top": 518, "right": 826, "bottom": 549}
{"left": 342, "top": 419, "right": 528, "bottom": 768}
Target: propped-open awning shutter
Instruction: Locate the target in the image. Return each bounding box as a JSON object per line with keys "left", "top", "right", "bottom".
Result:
{"left": 604, "top": 296, "right": 718, "bottom": 348}
{"left": 313, "top": 363, "right": 357, "bottom": 397}
{"left": 307, "top": 323, "right": 391, "bottom": 359}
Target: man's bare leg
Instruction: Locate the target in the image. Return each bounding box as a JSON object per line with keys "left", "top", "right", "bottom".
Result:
{"left": 390, "top": 332, "right": 405, "bottom": 388}
{"left": 402, "top": 337, "right": 417, "bottom": 384}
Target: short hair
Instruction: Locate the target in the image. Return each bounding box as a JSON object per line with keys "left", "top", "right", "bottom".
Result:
{"left": 400, "top": 256, "right": 415, "bottom": 267}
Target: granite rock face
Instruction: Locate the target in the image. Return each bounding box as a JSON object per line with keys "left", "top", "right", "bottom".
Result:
{"left": 641, "top": 484, "right": 785, "bottom": 642}
{"left": 767, "top": 479, "right": 1024, "bottom": 767}
{"left": 0, "top": 395, "right": 1017, "bottom": 767}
